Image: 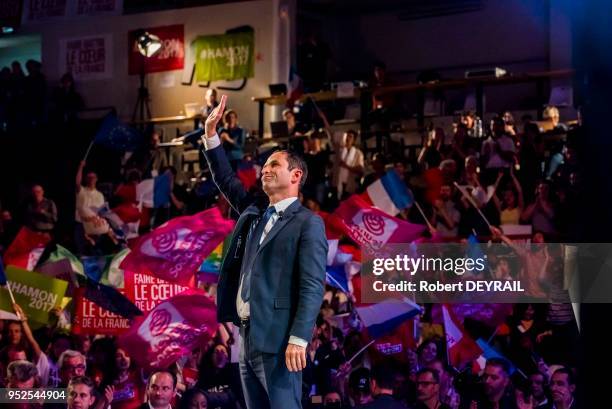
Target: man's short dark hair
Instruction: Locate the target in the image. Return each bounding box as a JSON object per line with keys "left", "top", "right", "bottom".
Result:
{"left": 7, "top": 360, "right": 38, "bottom": 382}
{"left": 416, "top": 368, "right": 440, "bottom": 384}
{"left": 486, "top": 357, "right": 511, "bottom": 376}
{"left": 278, "top": 150, "right": 308, "bottom": 190}
{"left": 149, "top": 370, "right": 178, "bottom": 389}
{"left": 370, "top": 362, "right": 396, "bottom": 390}
{"left": 69, "top": 375, "right": 94, "bottom": 390}
{"left": 553, "top": 367, "right": 576, "bottom": 386}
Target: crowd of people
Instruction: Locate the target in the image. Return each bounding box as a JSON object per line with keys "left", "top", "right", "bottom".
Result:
{"left": 0, "top": 57, "right": 581, "bottom": 409}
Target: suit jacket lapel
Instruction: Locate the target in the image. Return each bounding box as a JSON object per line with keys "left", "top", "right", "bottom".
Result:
{"left": 256, "top": 200, "right": 301, "bottom": 255}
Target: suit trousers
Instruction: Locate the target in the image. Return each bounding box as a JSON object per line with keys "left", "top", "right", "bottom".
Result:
{"left": 239, "top": 323, "right": 302, "bottom": 409}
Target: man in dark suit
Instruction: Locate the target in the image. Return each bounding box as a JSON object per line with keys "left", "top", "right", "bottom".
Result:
{"left": 202, "top": 95, "right": 328, "bottom": 409}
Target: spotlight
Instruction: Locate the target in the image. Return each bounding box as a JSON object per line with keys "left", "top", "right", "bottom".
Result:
{"left": 136, "top": 31, "right": 162, "bottom": 58}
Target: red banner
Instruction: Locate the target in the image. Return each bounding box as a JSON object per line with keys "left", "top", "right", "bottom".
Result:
{"left": 73, "top": 287, "right": 131, "bottom": 335}
{"left": 128, "top": 25, "right": 185, "bottom": 75}
{"left": 124, "top": 271, "right": 191, "bottom": 313}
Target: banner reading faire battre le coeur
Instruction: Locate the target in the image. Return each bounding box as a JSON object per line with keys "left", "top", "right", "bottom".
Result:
{"left": 192, "top": 31, "right": 254, "bottom": 82}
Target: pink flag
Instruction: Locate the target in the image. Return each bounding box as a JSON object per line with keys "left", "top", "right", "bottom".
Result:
{"left": 3, "top": 227, "right": 51, "bottom": 270}
{"left": 120, "top": 207, "right": 235, "bottom": 285}
{"left": 441, "top": 304, "right": 483, "bottom": 369}
{"left": 333, "top": 195, "right": 425, "bottom": 255}
{"left": 118, "top": 289, "right": 217, "bottom": 369}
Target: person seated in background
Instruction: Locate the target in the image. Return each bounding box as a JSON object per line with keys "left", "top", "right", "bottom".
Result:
{"left": 468, "top": 358, "right": 515, "bottom": 409}
{"left": 481, "top": 117, "right": 516, "bottom": 185}
{"left": 24, "top": 184, "right": 57, "bottom": 235}
{"left": 418, "top": 127, "right": 444, "bottom": 170}
{"left": 219, "top": 109, "right": 246, "bottom": 171}
{"left": 6, "top": 360, "right": 39, "bottom": 389}
{"left": 502, "top": 111, "right": 518, "bottom": 137}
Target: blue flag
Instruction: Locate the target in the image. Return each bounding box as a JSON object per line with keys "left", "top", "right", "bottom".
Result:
{"left": 94, "top": 113, "right": 142, "bottom": 151}
{"left": 0, "top": 256, "right": 6, "bottom": 285}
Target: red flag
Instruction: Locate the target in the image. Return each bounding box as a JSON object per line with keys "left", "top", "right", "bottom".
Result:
{"left": 118, "top": 289, "right": 217, "bottom": 369}
{"left": 333, "top": 195, "right": 425, "bottom": 255}
{"left": 318, "top": 210, "right": 345, "bottom": 240}
{"left": 423, "top": 168, "right": 443, "bottom": 204}
{"left": 369, "top": 320, "right": 417, "bottom": 365}
{"left": 237, "top": 162, "right": 258, "bottom": 190}
{"left": 3, "top": 227, "right": 51, "bottom": 269}
{"left": 120, "top": 207, "right": 234, "bottom": 285}
{"left": 441, "top": 304, "right": 483, "bottom": 369}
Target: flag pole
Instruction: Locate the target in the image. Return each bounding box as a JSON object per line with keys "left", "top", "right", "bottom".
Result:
{"left": 347, "top": 339, "right": 376, "bottom": 365}
{"left": 3, "top": 284, "right": 16, "bottom": 304}
{"left": 414, "top": 201, "right": 435, "bottom": 232}
{"left": 326, "top": 272, "right": 349, "bottom": 294}
{"left": 453, "top": 182, "right": 492, "bottom": 229}
{"left": 83, "top": 140, "right": 95, "bottom": 162}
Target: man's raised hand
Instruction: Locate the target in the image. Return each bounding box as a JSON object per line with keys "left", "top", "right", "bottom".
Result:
{"left": 204, "top": 94, "right": 227, "bottom": 138}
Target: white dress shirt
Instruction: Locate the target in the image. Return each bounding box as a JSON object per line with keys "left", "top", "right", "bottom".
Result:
{"left": 203, "top": 134, "right": 308, "bottom": 348}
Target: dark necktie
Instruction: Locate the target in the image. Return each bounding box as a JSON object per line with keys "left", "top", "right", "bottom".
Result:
{"left": 240, "top": 206, "right": 276, "bottom": 302}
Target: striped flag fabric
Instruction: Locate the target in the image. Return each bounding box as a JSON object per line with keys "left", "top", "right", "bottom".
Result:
{"left": 136, "top": 171, "right": 173, "bottom": 208}
{"left": 362, "top": 170, "right": 414, "bottom": 216}
{"left": 356, "top": 298, "right": 422, "bottom": 339}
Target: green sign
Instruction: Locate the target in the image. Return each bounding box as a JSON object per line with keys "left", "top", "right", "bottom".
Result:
{"left": 193, "top": 31, "right": 254, "bottom": 82}
{"left": 0, "top": 266, "right": 68, "bottom": 324}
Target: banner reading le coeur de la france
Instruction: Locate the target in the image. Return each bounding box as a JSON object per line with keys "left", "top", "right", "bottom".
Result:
{"left": 0, "top": 266, "right": 68, "bottom": 324}
{"left": 193, "top": 31, "right": 254, "bottom": 82}
{"left": 59, "top": 34, "right": 113, "bottom": 81}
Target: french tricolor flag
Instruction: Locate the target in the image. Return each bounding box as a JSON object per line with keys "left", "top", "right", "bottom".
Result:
{"left": 362, "top": 170, "right": 414, "bottom": 216}
{"left": 356, "top": 298, "right": 422, "bottom": 339}
{"left": 136, "top": 171, "right": 172, "bottom": 208}
{"left": 442, "top": 304, "right": 483, "bottom": 369}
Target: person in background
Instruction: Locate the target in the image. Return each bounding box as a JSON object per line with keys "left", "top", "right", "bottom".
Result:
{"left": 219, "top": 109, "right": 246, "bottom": 171}
{"left": 357, "top": 362, "right": 407, "bottom": 409}
{"left": 140, "top": 371, "right": 178, "bottom": 409}
{"left": 24, "top": 184, "right": 57, "bottom": 234}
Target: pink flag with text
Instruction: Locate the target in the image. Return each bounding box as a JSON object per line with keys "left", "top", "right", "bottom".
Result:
{"left": 118, "top": 289, "right": 217, "bottom": 369}
{"left": 333, "top": 194, "right": 425, "bottom": 255}
{"left": 120, "top": 207, "right": 234, "bottom": 285}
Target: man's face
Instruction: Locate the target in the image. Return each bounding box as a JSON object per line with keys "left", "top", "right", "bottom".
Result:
{"left": 32, "top": 185, "right": 44, "bottom": 202}
{"left": 147, "top": 373, "right": 176, "bottom": 408}
{"left": 483, "top": 365, "right": 509, "bottom": 399}
{"left": 261, "top": 152, "right": 300, "bottom": 196}
{"left": 550, "top": 372, "right": 574, "bottom": 404}
{"left": 462, "top": 115, "right": 474, "bottom": 129}
{"left": 416, "top": 371, "right": 439, "bottom": 402}
{"left": 61, "top": 356, "right": 86, "bottom": 383}
{"left": 68, "top": 383, "right": 95, "bottom": 409}
{"left": 344, "top": 132, "right": 355, "bottom": 147}
{"left": 8, "top": 323, "right": 22, "bottom": 345}
{"left": 8, "top": 375, "right": 36, "bottom": 389}
{"left": 85, "top": 172, "right": 97, "bottom": 188}
{"left": 7, "top": 349, "right": 27, "bottom": 363}
{"left": 529, "top": 373, "right": 546, "bottom": 399}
